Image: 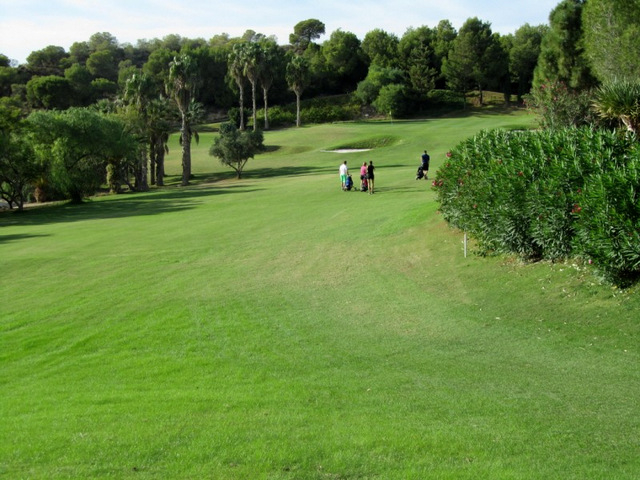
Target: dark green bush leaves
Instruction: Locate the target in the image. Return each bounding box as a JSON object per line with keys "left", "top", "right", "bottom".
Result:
{"left": 434, "top": 127, "right": 640, "bottom": 286}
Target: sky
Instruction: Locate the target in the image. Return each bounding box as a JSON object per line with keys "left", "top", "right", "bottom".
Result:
{"left": 0, "top": 0, "right": 560, "bottom": 65}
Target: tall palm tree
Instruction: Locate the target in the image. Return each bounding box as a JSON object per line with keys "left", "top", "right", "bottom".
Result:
{"left": 122, "top": 72, "right": 156, "bottom": 191}
{"left": 167, "top": 54, "right": 199, "bottom": 185}
{"left": 146, "top": 97, "right": 172, "bottom": 186}
{"left": 286, "top": 55, "right": 310, "bottom": 127}
{"left": 123, "top": 72, "right": 173, "bottom": 187}
{"left": 593, "top": 79, "right": 640, "bottom": 135}
{"left": 229, "top": 45, "right": 247, "bottom": 131}
{"left": 240, "top": 43, "right": 262, "bottom": 132}
{"left": 258, "top": 41, "right": 279, "bottom": 130}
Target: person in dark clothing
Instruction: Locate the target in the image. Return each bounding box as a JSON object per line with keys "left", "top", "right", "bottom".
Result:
{"left": 367, "top": 161, "right": 375, "bottom": 194}
{"left": 420, "top": 150, "right": 430, "bottom": 180}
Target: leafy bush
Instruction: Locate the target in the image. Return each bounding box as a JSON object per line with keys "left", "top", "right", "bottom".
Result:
{"left": 209, "top": 121, "right": 264, "bottom": 178}
{"left": 258, "top": 106, "right": 296, "bottom": 128}
{"left": 573, "top": 150, "right": 640, "bottom": 286}
{"left": 235, "top": 96, "right": 360, "bottom": 128}
{"left": 433, "top": 127, "right": 640, "bottom": 285}
{"left": 226, "top": 107, "right": 252, "bottom": 129}
{"left": 524, "top": 81, "right": 596, "bottom": 129}
{"left": 302, "top": 104, "right": 359, "bottom": 124}
{"left": 426, "top": 89, "right": 465, "bottom": 109}
{"left": 373, "top": 84, "right": 408, "bottom": 118}
{"left": 355, "top": 66, "right": 406, "bottom": 105}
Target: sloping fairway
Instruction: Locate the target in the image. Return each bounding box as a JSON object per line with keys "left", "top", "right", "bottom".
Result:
{"left": 2, "top": 110, "right": 639, "bottom": 479}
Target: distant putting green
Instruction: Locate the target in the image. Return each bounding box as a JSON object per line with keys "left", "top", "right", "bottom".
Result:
{"left": 2, "top": 110, "right": 639, "bottom": 479}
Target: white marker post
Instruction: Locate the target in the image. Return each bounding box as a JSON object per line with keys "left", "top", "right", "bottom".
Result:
{"left": 464, "top": 231, "right": 468, "bottom": 258}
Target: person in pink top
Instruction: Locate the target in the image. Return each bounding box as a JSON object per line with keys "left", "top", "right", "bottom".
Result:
{"left": 360, "top": 162, "right": 368, "bottom": 190}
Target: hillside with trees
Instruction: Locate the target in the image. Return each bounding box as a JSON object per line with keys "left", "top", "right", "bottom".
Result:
{"left": 2, "top": 0, "right": 640, "bottom": 214}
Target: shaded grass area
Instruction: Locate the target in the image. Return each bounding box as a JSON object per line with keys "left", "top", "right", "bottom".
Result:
{"left": 2, "top": 111, "right": 639, "bottom": 479}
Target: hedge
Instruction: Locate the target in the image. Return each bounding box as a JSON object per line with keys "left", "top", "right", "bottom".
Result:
{"left": 433, "top": 127, "right": 640, "bottom": 286}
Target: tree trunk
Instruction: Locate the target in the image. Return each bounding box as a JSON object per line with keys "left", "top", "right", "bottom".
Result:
{"left": 263, "top": 87, "right": 269, "bottom": 130}
{"left": 238, "top": 85, "right": 245, "bottom": 131}
{"left": 295, "top": 90, "right": 301, "bottom": 127}
{"left": 149, "top": 141, "right": 156, "bottom": 186}
{"left": 135, "top": 151, "right": 149, "bottom": 191}
{"left": 156, "top": 141, "right": 165, "bottom": 187}
{"left": 181, "top": 114, "right": 191, "bottom": 186}
{"left": 251, "top": 81, "right": 257, "bottom": 132}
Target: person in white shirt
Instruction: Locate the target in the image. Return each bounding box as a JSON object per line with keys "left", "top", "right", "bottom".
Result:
{"left": 339, "top": 161, "right": 348, "bottom": 190}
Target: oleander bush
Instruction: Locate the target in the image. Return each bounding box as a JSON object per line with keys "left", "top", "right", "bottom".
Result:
{"left": 575, "top": 155, "right": 640, "bottom": 285}
{"left": 433, "top": 127, "right": 640, "bottom": 286}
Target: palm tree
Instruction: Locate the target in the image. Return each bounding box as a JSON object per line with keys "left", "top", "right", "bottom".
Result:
{"left": 258, "top": 41, "right": 279, "bottom": 130}
{"left": 229, "top": 45, "right": 247, "bottom": 131}
{"left": 123, "top": 72, "right": 173, "bottom": 188}
{"left": 593, "top": 79, "right": 640, "bottom": 135}
{"left": 242, "top": 42, "right": 262, "bottom": 132}
{"left": 122, "top": 72, "right": 156, "bottom": 191}
{"left": 167, "top": 54, "right": 199, "bottom": 185}
{"left": 286, "top": 55, "right": 310, "bottom": 127}
{"left": 146, "top": 97, "right": 172, "bottom": 186}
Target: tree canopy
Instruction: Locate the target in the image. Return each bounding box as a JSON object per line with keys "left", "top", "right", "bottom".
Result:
{"left": 443, "top": 18, "right": 506, "bottom": 105}
{"left": 533, "top": 0, "right": 595, "bottom": 90}
{"left": 583, "top": 0, "right": 640, "bottom": 82}
{"left": 27, "top": 108, "right": 139, "bottom": 202}
{"left": 289, "top": 19, "right": 326, "bottom": 53}
{"left": 209, "top": 121, "right": 264, "bottom": 178}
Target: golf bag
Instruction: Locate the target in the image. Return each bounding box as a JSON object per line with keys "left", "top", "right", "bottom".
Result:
{"left": 361, "top": 175, "right": 368, "bottom": 192}
{"left": 345, "top": 174, "right": 353, "bottom": 191}
{"left": 416, "top": 166, "right": 424, "bottom": 180}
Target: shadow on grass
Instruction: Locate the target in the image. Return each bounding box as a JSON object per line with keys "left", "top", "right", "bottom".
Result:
{"left": 0, "top": 184, "right": 260, "bottom": 227}
{"left": 201, "top": 164, "right": 336, "bottom": 183}
{"left": 0, "top": 233, "right": 51, "bottom": 244}
{"left": 440, "top": 105, "right": 529, "bottom": 119}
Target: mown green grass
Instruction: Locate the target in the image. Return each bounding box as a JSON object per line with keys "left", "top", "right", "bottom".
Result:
{"left": 2, "top": 109, "right": 639, "bottom": 479}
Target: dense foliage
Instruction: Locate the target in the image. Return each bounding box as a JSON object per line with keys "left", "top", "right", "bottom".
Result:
{"left": 209, "top": 122, "right": 264, "bottom": 178}
{"left": 524, "top": 80, "right": 595, "bottom": 129}
{"left": 433, "top": 127, "right": 640, "bottom": 286}
{"left": 27, "top": 108, "right": 139, "bottom": 203}
{"left": 0, "top": 15, "right": 548, "bottom": 124}
{"left": 3, "top": 2, "right": 640, "bottom": 216}
{"left": 582, "top": 0, "right": 640, "bottom": 83}
{"left": 533, "top": 0, "right": 596, "bottom": 90}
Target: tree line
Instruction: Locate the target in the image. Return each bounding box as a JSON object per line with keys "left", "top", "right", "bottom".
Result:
{"left": 2, "top": 0, "right": 639, "bottom": 209}
{"left": 0, "top": 16, "right": 546, "bottom": 118}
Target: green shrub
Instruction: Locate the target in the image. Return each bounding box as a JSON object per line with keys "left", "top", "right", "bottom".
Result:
{"left": 373, "top": 84, "right": 408, "bottom": 118}
{"left": 242, "top": 96, "right": 361, "bottom": 128}
{"left": 433, "top": 127, "right": 640, "bottom": 285}
{"left": 573, "top": 150, "right": 640, "bottom": 286}
{"left": 426, "top": 89, "right": 465, "bottom": 110}
{"left": 226, "top": 107, "right": 252, "bottom": 128}
{"left": 257, "top": 106, "right": 296, "bottom": 128}
{"left": 302, "top": 104, "right": 359, "bottom": 124}
{"left": 524, "top": 81, "right": 597, "bottom": 129}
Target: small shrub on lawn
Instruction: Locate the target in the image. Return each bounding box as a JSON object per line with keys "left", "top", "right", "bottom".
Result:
{"left": 433, "top": 127, "right": 640, "bottom": 285}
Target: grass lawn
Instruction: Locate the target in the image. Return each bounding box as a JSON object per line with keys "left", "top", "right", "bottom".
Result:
{"left": 1, "top": 108, "right": 639, "bottom": 479}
